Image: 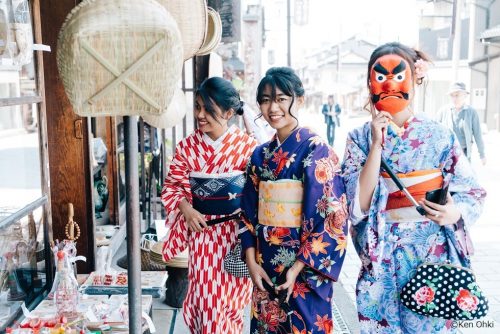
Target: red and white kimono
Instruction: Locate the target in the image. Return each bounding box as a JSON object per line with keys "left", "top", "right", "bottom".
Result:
{"left": 161, "top": 125, "right": 256, "bottom": 333}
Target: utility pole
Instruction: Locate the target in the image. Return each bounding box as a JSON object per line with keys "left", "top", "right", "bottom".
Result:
{"left": 287, "top": 0, "right": 291, "bottom": 66}
{"left": 451, "top": 0, "right": 462, "bottom": 82}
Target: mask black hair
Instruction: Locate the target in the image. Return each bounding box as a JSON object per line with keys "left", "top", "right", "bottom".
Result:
{"left": 196, "top": 77, "right": 244, "bottom": 122}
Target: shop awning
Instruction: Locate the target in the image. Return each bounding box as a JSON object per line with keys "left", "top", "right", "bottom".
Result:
{"left": 480, "top": 25, "right": 500, "bottom": 44}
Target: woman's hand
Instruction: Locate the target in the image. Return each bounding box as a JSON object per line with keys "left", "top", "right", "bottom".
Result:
{"left": 419, "top": 193, "right": 462, "bottom": 226}
{"left": 247, "top": 259, "right": 273, "bottom": 292}
{"left": 370, "top": 110, "right": 392, "bottom": 147}
{"left": 276, "top": 261, "right": 305, "bottom": 302}
{"left": 179, "top": 199, "right": 207, "bottom": 232}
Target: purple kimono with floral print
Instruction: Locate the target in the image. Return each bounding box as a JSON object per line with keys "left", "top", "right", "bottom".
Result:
{"left": 240, "top": 127, "right": 348, "bottom": 334}
{"left": 342, "top": 116, "right": 486, "bottom": 334}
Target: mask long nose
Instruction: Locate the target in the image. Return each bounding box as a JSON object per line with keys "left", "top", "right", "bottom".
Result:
{"left": 382, "top": 79, "right": 398, "bottom": 92}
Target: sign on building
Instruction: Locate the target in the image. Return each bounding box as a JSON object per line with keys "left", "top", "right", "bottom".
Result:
{"left": 471, "top": 88, "right": 487, "bottom": 110}
{"left": 208, "top": 0, "right": 241, "bottom": 43}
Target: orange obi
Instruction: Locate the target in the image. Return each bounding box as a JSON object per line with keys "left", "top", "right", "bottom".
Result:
{"left": 382, "top": 169, "right": 443, "bottom": 210}
{"left": 258, "top": 180, "right": 303, "bottom": 227}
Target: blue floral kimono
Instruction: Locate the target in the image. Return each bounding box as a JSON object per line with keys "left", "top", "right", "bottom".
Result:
{"left": 240, "top": 127, "right": 348, "bottom": 334}
{"left": 342, "top": 116, "right": 486, "bottom": 334}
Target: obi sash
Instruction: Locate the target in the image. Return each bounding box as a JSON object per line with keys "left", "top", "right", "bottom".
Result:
{"left": 382, "top": 169, "right": 443, "bottom": 223}
{"left": 189, "top": 171, "right": 246, "bottom": 216}
{"left": 258, "top": 180, "right": 303, "bottom": 227}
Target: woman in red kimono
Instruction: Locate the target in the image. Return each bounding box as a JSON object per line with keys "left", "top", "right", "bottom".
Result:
{"left": 161, "top": 77, "right": 257, "bottom": 333}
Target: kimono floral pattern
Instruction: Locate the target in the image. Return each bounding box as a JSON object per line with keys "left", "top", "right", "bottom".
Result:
{"left": 240, "top": 127, "right": 348, "bottom": 334}
{"left": 342, "top": 115, "right": 486, "bottom": 334}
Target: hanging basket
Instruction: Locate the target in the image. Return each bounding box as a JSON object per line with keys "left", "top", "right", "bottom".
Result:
{"left": 157, "top": 0, "right": 207, "bottom": 60}
{"left": 57, "top": 0, "right": 183, "bottom": 117}
{"left": 196, "top": 7, "right": 222, "bottom": 56}
{"left": 142, "top": 88, "right": 187, "bottom": 129}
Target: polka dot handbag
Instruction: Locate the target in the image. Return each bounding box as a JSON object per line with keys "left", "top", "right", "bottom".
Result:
{"left": 401, "top": 262, "right": 489, "bottom": 320}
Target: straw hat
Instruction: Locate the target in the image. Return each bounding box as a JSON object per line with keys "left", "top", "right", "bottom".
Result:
{"left": 57, "top": 0, "right": 183, "bottom": 117}
{"left": 448, "top": 82, "right": 469, "bottom": 95}
{"left": 157, "top": 0, "right": 207, "bottom": 60}
{"left": 142, "top": 88, "right": 187, "bottom": 129}
{"left": 196, "top": 7, "right": 222, "bottom": 56}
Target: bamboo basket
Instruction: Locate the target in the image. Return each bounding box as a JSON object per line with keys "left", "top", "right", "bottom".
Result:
{"left": 196, "top": 7, "right": 222, "bottom": 56}
{"left": 157, "top": 0, "right": 207, "bottom": 60}
{"left": 57, "top": 0, "right": 183, "bottom": 117}
{"left": 142, "top": 88, "right": 187, "bottom": 129}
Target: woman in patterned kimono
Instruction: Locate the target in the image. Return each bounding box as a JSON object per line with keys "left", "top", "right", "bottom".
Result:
{"left": 342, "top": 42, "right": 486, "bottom": 333}
{"left": 240, "top": 67, "right": 348, "bottom": 334}
{"left": 161, "top": 77, "right": 256, "bottom": 333}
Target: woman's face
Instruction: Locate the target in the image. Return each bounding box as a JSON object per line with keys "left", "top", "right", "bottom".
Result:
{"left": 259, "top": 85, "right": 302, "bottom": 133}
{"left": 194, "top": 95, "right": 231, "bottom": 139}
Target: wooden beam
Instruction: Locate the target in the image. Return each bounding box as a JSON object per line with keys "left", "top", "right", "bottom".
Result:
{"left": 32, "top": 0, "right": 54, "bottom": 282}
{"left": 40, "top": 0, "right": 95, "bottom": 273}
{"left": 0, "top": 96, "right": 43, "bottom": 107}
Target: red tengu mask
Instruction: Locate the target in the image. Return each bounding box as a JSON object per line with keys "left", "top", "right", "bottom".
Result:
{"left": 370, "top": 54, "right": 412, "bottom": 114}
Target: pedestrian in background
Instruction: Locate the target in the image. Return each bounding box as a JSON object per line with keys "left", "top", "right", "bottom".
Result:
{"left": 437, "top": 82, "right": 486, "bottom": 165}
{"left": 240, "top": 67, "right": 348, "bottom": 334}
{"left": 321, "top": 94, "right": 341, "bottom": 146}
{"left": 342, "top": 42, "right": 486, "bottom": 333}
{"left": 161, "top": 77, "right": 256, "bottom": 333}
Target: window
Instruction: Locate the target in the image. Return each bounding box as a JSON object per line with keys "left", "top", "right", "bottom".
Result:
{"left": 437, "top": 37, "right": 449, "bottom": 59}
{"left": 0, "top": 0, "right": 51, "bottom": 330}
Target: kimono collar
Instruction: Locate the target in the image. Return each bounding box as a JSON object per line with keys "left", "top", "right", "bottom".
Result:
{"left": 388, "top": 116, "right": 414, "bottom": 137}
{"left": 267, "top": 127, "right": 316, "bottom": 158}
{"left": 202, "top": 125, "right": 237, "bottom": 149}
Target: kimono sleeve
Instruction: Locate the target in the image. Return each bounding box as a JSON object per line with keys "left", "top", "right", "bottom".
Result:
{"left": 295, "top": 143, "right": 348, "bottom": 283}
{"left": 442, "top": 131, "right": 486, "bottom": 227}
{"left": 239, "top": 155, "right": 259, "bottom": 256}
{"left": 341, "top": 130, "right": 387, "bottom": 224}
{"left": 160, "top": 144, "right": 191, "bottom": 260}
{"left": 161, "top": 144, "right": 191, "bottom": 213}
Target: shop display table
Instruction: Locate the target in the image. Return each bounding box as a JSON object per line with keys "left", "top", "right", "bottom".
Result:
{"left": 23, "top": 294, "right": 154, "bottom": 333}
{"left": 80, "top": 271, "right": 168, "bottom": 298}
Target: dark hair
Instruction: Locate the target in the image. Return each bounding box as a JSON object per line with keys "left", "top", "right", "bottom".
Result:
{"left": 256, "top": 67, "right": 304, "bottom": 121}
{"left": 196, "top": 77, "right": 244, "bottom": 121}
{"left": 367, "top": 42, "right": 431, "bottom": 88}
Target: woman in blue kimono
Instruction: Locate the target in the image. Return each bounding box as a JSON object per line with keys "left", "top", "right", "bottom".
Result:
{"left": 240, "top": 67, "right": 348, "bottom": 334}
{"left": 342, "top": 42, "right": 486, "bottom": 333}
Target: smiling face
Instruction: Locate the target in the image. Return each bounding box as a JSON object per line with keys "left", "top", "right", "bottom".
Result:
{"left": 194, "top": 95, "right": 231, "bottom": 140}
{"left": 370, "top": 54, "right": 412, "bottom": 114}
{"left": 258, "top": 85, "right": 302, "bottom": 136}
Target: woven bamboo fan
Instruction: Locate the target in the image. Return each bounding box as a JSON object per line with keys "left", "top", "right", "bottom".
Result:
{"left": 157, "top": 0, "right": 207, "bottom": 60}
{"left": 196, "top": 7, "right": 222, "bottom": 56}
{"left": 57, "top": 0, "right": 183, "bottom": 117}
{"left": 142, "top": 88, "right": 187, "bottom": 129}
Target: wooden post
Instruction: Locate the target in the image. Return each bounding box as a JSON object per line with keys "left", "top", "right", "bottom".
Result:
{"left": 40, "top": 0, "right": 95, "bottom": 273}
